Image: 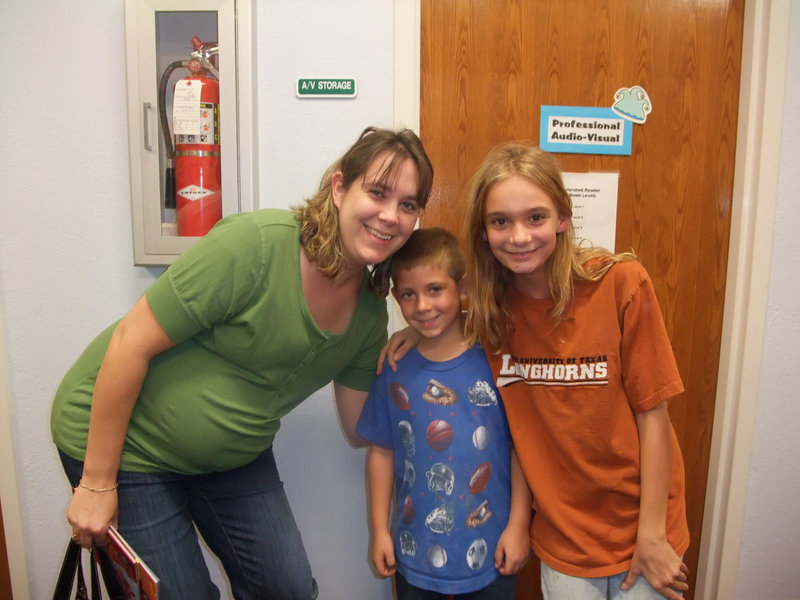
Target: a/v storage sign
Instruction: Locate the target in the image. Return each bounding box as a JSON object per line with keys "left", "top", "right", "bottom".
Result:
{"left": 296, "top": 78, "right": 358, "bottom": 98}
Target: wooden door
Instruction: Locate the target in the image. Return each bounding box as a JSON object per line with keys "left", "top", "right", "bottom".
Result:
{"left": 419, "top": 1, "right": 744, "bottom": 598}
{"left": 0, "top": 498, "right": 12, "bottom": 599}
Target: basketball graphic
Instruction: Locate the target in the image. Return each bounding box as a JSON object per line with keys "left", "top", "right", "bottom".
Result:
{"left": 469, "top": 462, "right": 492, "bottom": 494}
{"left": 389, "top": 382, "right": 410, "bottom": 410}
{"left": 426, "top": 419, "right": 454, "bottom": 452}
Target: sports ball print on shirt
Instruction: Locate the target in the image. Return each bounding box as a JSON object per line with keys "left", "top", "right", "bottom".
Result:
{"left": 395, "top": 375, "right": 503, "bottom": 573}
{"left": 357, "top": 345, "right": 513, "bottom": 591}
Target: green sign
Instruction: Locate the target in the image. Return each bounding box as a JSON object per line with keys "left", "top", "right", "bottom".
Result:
{"left": 296, "top": 78, "right": 358, "bottom": 98}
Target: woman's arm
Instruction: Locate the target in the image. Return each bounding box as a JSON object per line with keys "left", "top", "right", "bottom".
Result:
{"left": 494, "top": 449, "right": 532, "bottom": 575}
{"left": 333, "top": 383, "right": 370, "bottom": 447}
{"left": 68, "top": 295, "right": 176, "bottom": 547}
{"left": 620, "top": 401, "right": 689, "bottom": 598}
{"left": 366, "top": 445, "right": 397, "bottom": 577}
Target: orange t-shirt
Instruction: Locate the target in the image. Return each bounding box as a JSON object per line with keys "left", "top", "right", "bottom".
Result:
{"left": 486, "top": 260, "right": 689, "bottom": 578}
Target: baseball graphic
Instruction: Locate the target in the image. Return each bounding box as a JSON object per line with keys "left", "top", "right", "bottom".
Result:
{"left": 472, "top": 425, "right": 489, "bottom": 450}
{"left": 428, "top": 545, "right": 447, "bottom": 568}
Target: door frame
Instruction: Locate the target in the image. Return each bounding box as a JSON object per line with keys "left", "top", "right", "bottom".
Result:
{"left": 392, "top": 1, "right": 791, "bottom": 597}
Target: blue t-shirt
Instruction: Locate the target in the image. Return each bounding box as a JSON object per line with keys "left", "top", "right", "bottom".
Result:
{"left": 357, "top": 345, "right": 512, "bottom": 594}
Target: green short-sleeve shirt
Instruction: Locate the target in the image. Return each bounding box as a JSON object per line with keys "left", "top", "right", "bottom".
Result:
{"left": 51, "top": 209, "right": 388, "bottom": 474}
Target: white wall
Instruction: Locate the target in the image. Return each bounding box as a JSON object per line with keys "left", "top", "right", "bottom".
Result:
{"left": 0, "top": 1, "right": 394, "bottom": 598}
{"left": 735, "top": 2, "right": 800, "bottom": 599}
{"left": 2, "top": 1, "right": 799, "bottom": 599}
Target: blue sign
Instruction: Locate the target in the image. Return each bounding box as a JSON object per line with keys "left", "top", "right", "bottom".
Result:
{"left": 540, "top": 106, "right": 632, "bottom": 155}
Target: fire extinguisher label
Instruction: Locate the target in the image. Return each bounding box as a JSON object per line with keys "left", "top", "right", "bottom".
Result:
{"left": 177, "top": 184, "right": 216, "bottom": 202}
{"left": 173, "top": 79, "right": 204, "bottom": 135}
{"left": 175, "top": 103, "right": 219, "bottom": 146}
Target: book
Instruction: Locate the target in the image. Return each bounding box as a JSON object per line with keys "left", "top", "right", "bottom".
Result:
{"left": 97, "top": 526, "right": 160, "bottom": 600}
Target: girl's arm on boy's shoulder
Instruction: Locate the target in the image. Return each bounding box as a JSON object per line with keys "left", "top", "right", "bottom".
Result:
{"left": 620, "top": 401, "right": 689, "bottom": 599}
{"left": 494, "top": 449, "right": 533, "bottom": 575}
{"left": 377, "top": 326, "right": 419, "bottom": 374}
{"left": 366, "top": 445, "right": 397, "bottom": 577}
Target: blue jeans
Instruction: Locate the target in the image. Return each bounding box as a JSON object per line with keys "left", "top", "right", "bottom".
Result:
{"left": 540, "top": 560, "right": 682, "bottom": 599}
{"left": 59, "top": 448, "right": 318, "bottom": 600}
{"left": 395, "top": 571, "right": 517, "bottom": 600}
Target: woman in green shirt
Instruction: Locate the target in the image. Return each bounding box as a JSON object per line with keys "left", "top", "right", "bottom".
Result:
{"left": 51, "top": 126, "right": 433, "bottom": 600}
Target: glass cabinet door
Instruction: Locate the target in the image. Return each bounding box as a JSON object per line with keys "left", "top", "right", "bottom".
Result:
{"left": 125, "top": 0, "right": 256, "bottom": 265}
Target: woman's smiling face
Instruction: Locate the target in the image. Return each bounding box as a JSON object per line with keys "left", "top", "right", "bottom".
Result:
{"left": 332, "top": 153, "right": 422, "bottom": 270}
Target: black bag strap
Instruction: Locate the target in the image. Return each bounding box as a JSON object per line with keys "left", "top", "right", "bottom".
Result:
{"left": 54, "top": 538, "right": 130, "bottom": 600}
{"left": 52, "top": 540, "right": 80, "bottom": 600}
{"left": 76, "top": 550, "right": 89, "bottom": 600}
{"left": 52, "top": 540, "right": 89, "bottom": 600}
{"left": 89, "top": 547, "right": 102, "bottom": 599}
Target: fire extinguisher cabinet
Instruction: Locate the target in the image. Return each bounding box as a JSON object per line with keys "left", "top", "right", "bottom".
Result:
{"left": 124, "top": 0, "right": 257, "bottom": 266}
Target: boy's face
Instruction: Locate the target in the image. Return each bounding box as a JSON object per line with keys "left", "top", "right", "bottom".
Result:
{"left": 391, "top": 263, "right": 465, "bottom": 342}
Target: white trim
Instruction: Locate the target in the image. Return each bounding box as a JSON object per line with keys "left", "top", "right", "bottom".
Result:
{"left": 390, "top": 0, "right": 421, "bottom": 334}
{"left": 393, "top": 0, "right": 421, "bottom": 134}
{"left": 697, "top": 1, "right": 791, "bottom": 597}
{"left": 391, "top": 1, "right": 792, "bottom": 597}
{"left": 0, "top": 295, "right": 31, "bottom": 600}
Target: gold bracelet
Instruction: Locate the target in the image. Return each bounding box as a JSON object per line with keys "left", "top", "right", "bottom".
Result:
{"left": 78, "top": 480, "right": 119, "bottom": 493}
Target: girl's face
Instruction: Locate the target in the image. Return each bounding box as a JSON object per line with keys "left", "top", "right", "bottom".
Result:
{"left": 483, "top": 175, "right": 569, "bottom": 297}
{"left": 333, "top": 154, "right": 422, "bottom": 270}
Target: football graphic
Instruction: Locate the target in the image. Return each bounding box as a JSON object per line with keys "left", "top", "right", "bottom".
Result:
{"left": 389, "top": 382, "right": 410, "bottom": 410}
{"left": 469, "top": 462, "right": 492, "bottom": 494}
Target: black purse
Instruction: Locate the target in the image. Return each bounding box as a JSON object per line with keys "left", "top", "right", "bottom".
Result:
{"left": 52, "top": 539, "right": 128, "bottom": 600}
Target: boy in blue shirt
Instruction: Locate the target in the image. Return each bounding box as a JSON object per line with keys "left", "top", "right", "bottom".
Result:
{"left": 357, "top": 227, "right": 531, "bottom": 599}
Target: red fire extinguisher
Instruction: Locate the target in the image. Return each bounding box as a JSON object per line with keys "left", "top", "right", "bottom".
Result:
{"left": 159, "top": 37, "right": 221, "bottom": 237}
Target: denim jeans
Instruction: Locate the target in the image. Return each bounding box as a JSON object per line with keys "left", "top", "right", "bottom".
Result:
{"left": 60, "top": 448, "right": 318, "bottom": 600}
{"left": 395, "top": 571, "right": 517, "bottom": 600}
{"left": 540, "top": 560, "right": 682, "bottom": 599}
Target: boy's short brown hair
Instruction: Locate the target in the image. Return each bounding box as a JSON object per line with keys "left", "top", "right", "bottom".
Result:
{"left": 390, "top": 227, "right": 465, "bottom": 286}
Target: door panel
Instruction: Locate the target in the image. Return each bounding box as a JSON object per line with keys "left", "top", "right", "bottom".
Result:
{"left": 0, "top": 498, "right": 12, "bottom": 599}
{"left": 420, "top": 1, "right": 744, "bottom": 597}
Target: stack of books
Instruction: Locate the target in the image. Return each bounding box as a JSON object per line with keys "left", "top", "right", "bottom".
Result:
{"left": 98, "top": 526, "right": 160, "bottom": 600}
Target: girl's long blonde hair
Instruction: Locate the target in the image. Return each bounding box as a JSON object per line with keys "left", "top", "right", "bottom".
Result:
{"left": 464, "top": 142, "right": 635, "bottom": 353}
{"left": 293, "top": 126, "right": 434, "bottom": 298}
